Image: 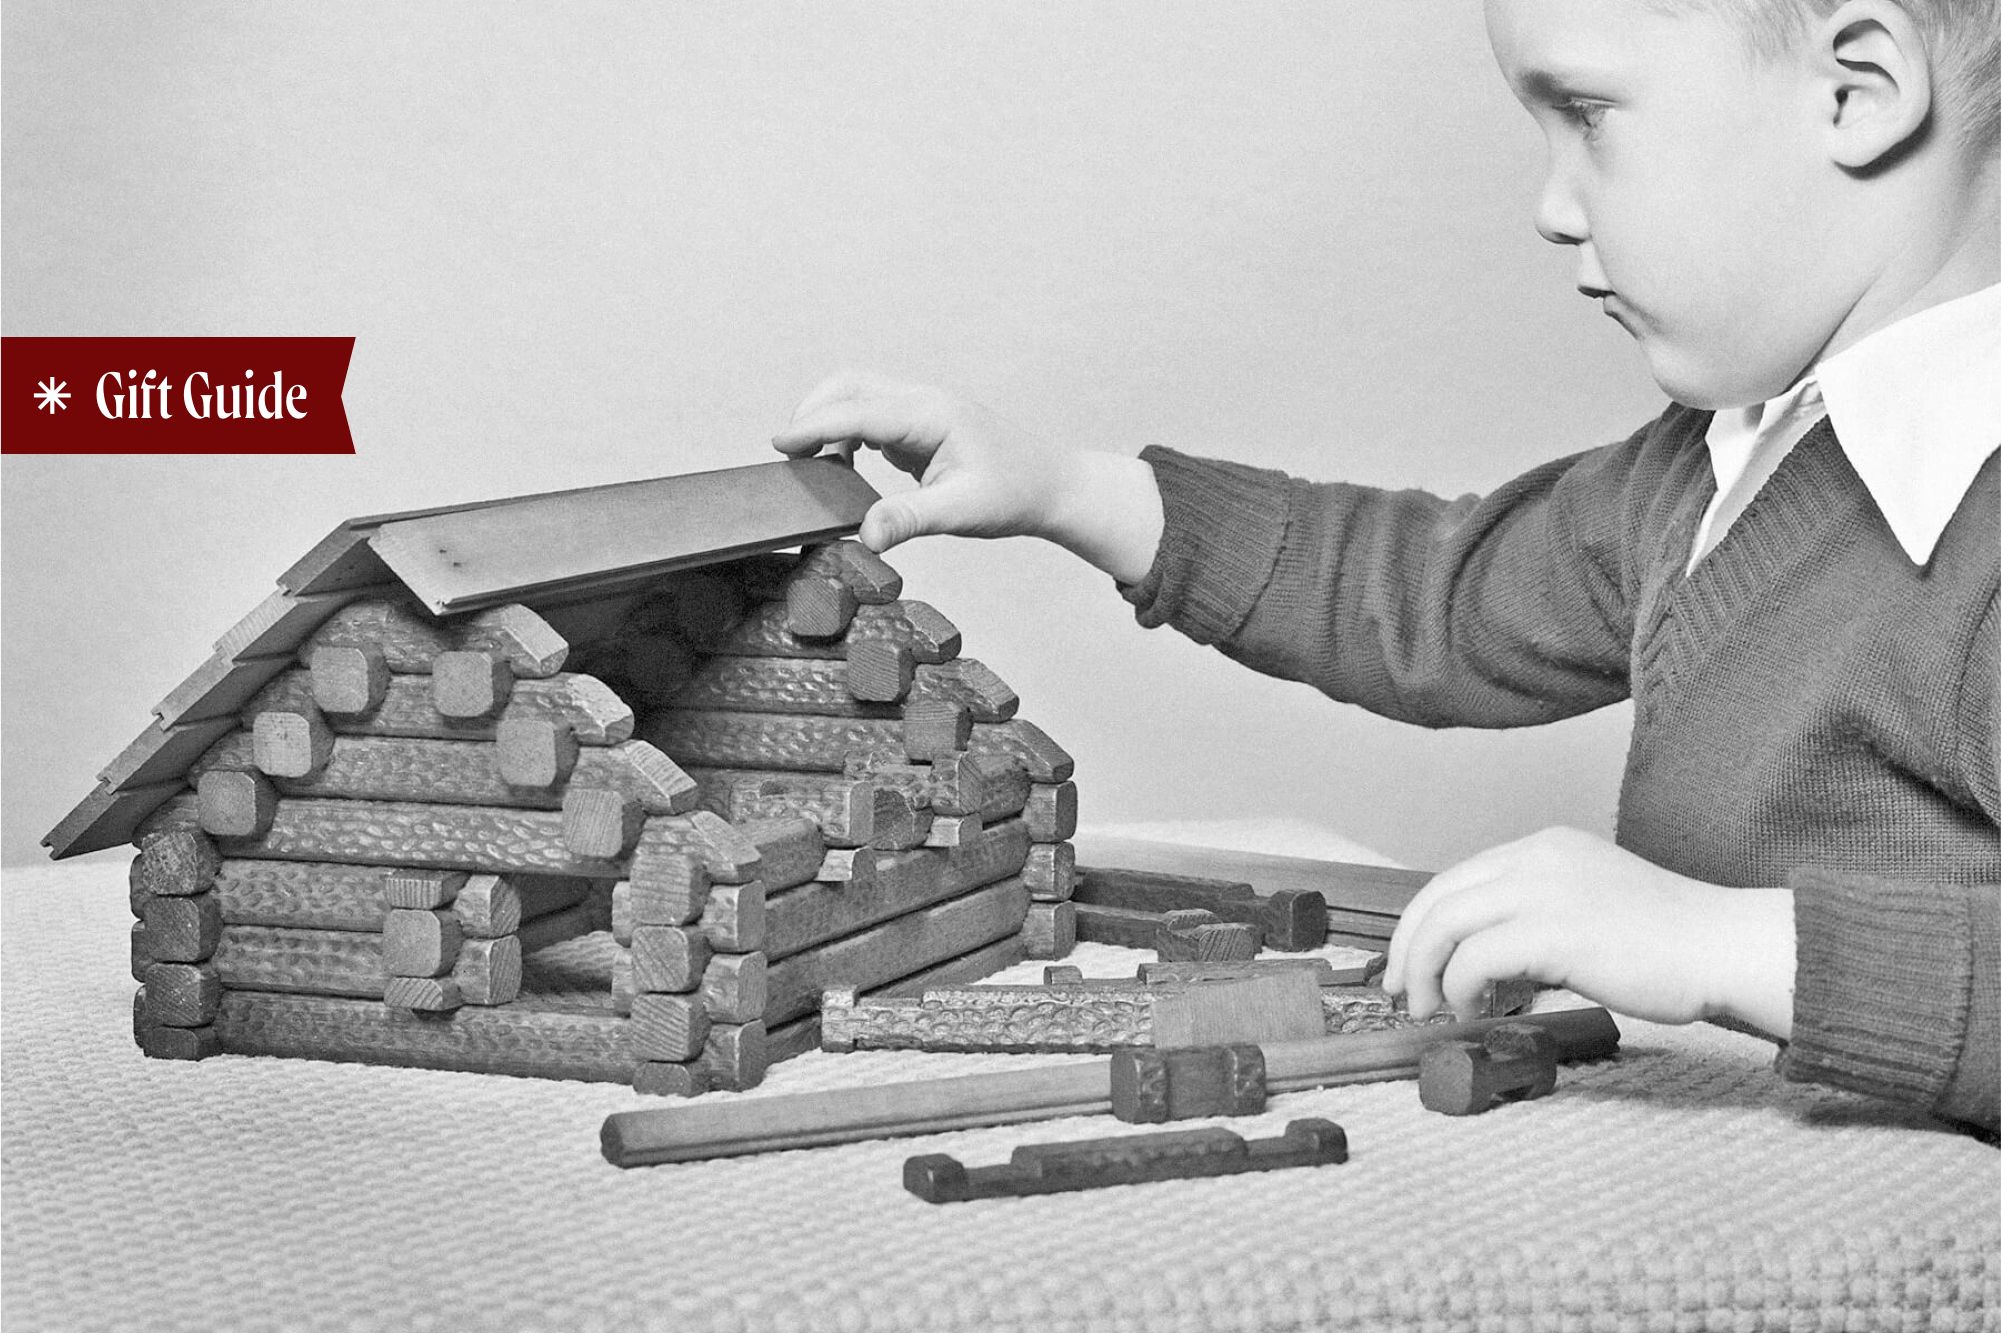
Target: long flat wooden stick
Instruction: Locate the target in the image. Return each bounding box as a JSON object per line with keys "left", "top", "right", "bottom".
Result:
{"left": 600, "top": 1006, "right": 1619, "bottom": 1167}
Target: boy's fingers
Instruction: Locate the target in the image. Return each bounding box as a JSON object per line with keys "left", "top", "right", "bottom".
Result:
{"left": 1396, "top": 879, "right": 1520, "bottom": 1020}
{"left": 788, "top": 369, "right": 912, "bottom": 424}
{"left": 770, "top": 399, "right": 937, "bottom": 462}
{"left": 1437, "top": 923, "right": 1539, "bottom": 1022}
{"left": 1385, "top": 852, "right": 1503, "bottom": 993}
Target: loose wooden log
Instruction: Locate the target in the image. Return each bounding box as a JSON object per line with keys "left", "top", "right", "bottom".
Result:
{"left": 845, "top": 641, "right": 914, "bottom": 703}
{"left": 763, "top": 878, "right": 1029, "bottom": 1025}
{"left": 604, "top": 1008, "right": 1621, "bottom": 1166}
{"left": 131, "top": 830, "right": 222, "bottom": 898}
{"left": 695, "top": 1020, "right": 768, "bottom": 1092}
{"left": 198, "top": 770, "right": 277, "bottom": 838}
{"left": 1109, "top": 1045, "right": 1268, "bottom": 1124}
{"left": 1073, "top": 865, "right": 1325, "bottom": 954}
{"left": 1024, "top": 782, "right": 1078, "bottom": 842}
{"left": 385, "top": 975, "right": 463, "bottom": 1012}
{"left": 793, "top": 540, "right": 902, "bottom": 603}
{"left": 215, "top": 924, "right": 385, "bottom": 997}
{"left": 383, "top": 908, "right": 461, "bottom": 977}
{"left": 1024, "top": 842, "right": 1076, "bottom": 901}
{"left": 303, "top": 599, "right": 568, "bottom": 676}
{"left": 1069, "top": 834, "right": 1432, "bottom": 920}
{"left": 496, "top": 717, "right": 579, "bottom": 789}
{"left": 632, "top": 925, "right": 712, "bottom": 994}
{"left": 1022, "top": 901, "right": 1076, "bottom": 959}
{"left": 252, "top": 708, "right": 336, "bottom": 779}
{"left": 99, "top": 718, "right": 237, "bottom": 792}
{"left": 383, "top": 869, "right": 467, "bottom": 910}
{"left": 248, "top": 668, "right": 633, "bottom": 743}
{"left": 1157, "top": 909, "right": 1261, "bottom": 962}
{"left": 630, "top": 993, "right": 711, "bottom": 1062}
{"left": 213, "top": 858, "right": 387, "bottom": 930}
{"left": 453, "top": 935, "right": 522, "bottom": 1005}
{"left": 672, "top": 656, "right": 1017, "bottom": 722}
{"left": 762, "top": 934, "right": 1026, "bottom": 1064}
{"left": 309, "top": 644, "right": 390, "bottom": 715}
{"left": 785, "top": 576, "right": 858, "bottom": 638}
{"left": 700, "top": 952, "right": 768, "bottom": 1024}
{"left": 142, "top": 894, "right": 223, "bottom": 962}
{"left": 693, "top": 881, "right": 766, "bottom": 952}
{"left": 143, "top": 961, "right": 221, "bottom": 1027}
{"left": 216, "top": 990, "right": 636, "bottom": 1081}
{"left": 903, "top": 701, "right": 971, "bottom": 763}
{"left": 701, "top": 599, "right": 960, "bottom": 664}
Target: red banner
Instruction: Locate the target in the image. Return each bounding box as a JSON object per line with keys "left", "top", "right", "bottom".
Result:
{"left": 2, "top": 337, "right": 355, "bottom": 454}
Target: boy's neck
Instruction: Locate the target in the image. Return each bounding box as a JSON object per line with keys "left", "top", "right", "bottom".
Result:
{"left": 1814, "top": 152, "right": 2001, "bottom": 370}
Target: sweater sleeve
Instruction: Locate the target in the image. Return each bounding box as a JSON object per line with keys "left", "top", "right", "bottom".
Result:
{"left": 1779, "top": 593, "right": 2001, "bottom": 1134}
{"left": 1120, "top": 416, "right": 1686, "bottom": 727}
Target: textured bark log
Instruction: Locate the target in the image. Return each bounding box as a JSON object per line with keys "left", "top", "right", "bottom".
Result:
{"left": 694, "top": 1020, "right": 768, "bottom": 1092}
{"left": 142, "top": 894, "right": 222, "bottom": 962}
{"left": 792, "top": 541, "right": 902, "bottom": 603}
{"left": 431, "top": 651, "right": 513, "bottom": 719}
{"left": 130, "top": 830, "right": 222, "bottom": 898}
{"left": 252, "top": 707, "right": 336, "bottom": 779}
{"left": 698, "top": 599, "right": 960, "bottom": 664}
{"left": 198, "top": 770, "right": 277, "bottom": 838}
{"left": 383, "top": 868, "right": 467, "bottom": 910}
{"left": 302, "top": 599, "right": 568, "bottom": 676}
{"left": 213, "top": 858, "right": 388, "bottom": 931}
{"left": 141, "top": 962, "right": 222, "bottom": 1027}
{"left": 669, "top": 656, "right": 1016, "bottom": 721}
{"left": 763, "top": 877, "right": 1031, "bottom": 1025}
{"left": 213, "top": 924, "right": 386, "bottom": 997}
{"left": 384, "top": 975, "right": 462, "bottom": 1012}
{"left": 844, "top": 641, "right": 914, "bottom": 703}
{"left": 784, "top": 576, "right": 858, "bottom": 638}
{"left": 383, "top": 908, "right": 461, "bottom": 977}
{"left": 648, "top": 712, "right": 1069, "bottom": 783}
{"left": 206, "top": 797, "right": 756, "bottom": 883}
{"left": 214, "top": 990, "right": 636, "bottom": 1082}
{"left": 763, "top": 933, "right": 1030, "bottom": 1063}
{"left": 1021, "top": 901, "right": 1076, "bottom": 959}
{"left": 453, "top": 935, "right": 522, "bottom": 1005}
{"left": 1023, "top": 842, "right": 1076, "bottom": 901}
{"left": 245, "top": 669, "right": 633, "bottom": 744}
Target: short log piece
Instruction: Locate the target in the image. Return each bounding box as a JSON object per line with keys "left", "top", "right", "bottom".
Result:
{"left": 309, "top": 645, "right": 389, "bottom": 715}
{"left": 432, "top": 651, "right": 513, "bottom": 719}
{"left": 252, "top": 708, "right": 335, "bottom": 779}
{"left": 1021, "top": 901, "right": 1076, "bottom": 959}
{"left": 383, "top": 908, "right": 461, "bottom": 978}
{"left": 130, "top": 830, "right": 222, "bottom": 898}
{"left": 454, "top": 935, "right": 523, "bottom": 1006}
{"left": 198, "top": 770, "right": 277, "bottom": 838}
{"left": 1024, "top": 782, "right": 1078, "bottom": 842}
{"left": 671, "top": 656, "right": 1016, "bottom": 721}
{"left": 302, "top": 600, "right": 568, "bottom": 677}
{"left": 249, "top": 668, "right": 633, "bottom": 744}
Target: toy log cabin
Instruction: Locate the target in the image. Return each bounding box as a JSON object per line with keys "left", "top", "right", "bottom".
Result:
{"left": 46, "top": 459, "right": 1080, "bottom": 1097}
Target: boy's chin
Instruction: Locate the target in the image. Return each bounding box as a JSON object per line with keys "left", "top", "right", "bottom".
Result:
{"left": 1638, "top": 344, "right": 1787, "bottom": 412}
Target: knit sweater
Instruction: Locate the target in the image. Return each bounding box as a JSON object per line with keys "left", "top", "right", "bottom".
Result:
{"left": 1124, "top": 402, "right": 2000, "bottom": 1132}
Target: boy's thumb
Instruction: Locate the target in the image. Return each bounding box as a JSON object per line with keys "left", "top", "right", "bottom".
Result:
{"left": 858, "top": 496, "right": 925, "bottom": 553}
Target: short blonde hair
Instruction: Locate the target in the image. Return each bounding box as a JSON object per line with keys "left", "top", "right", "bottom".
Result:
{"left": 1664, "top": 0, "right": 2001, "bottom": 152}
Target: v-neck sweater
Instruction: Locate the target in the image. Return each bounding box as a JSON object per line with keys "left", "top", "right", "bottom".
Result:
{"left": 1124, "top": 403, "right": 1999, "bottom": 1132}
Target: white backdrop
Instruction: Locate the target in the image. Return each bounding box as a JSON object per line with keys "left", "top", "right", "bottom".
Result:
{"left": 2, "top": 2, "right": 1664, "bottom": 870}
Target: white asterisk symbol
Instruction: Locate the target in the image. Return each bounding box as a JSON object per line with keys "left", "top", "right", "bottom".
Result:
{"left": 35, "top": 378, "right": 70, "bottom": 413}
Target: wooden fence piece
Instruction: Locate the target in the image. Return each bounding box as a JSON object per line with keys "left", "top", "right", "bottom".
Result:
{"left": 309, "top": 645, "right": 390, "bottom": 715}
{"left": 1150, "top": 972, "right": 1327, "bottom": 1050}
{"left": 213, "top": 859, "right": 387, "bottom": 931}
{"left": 904, "top": 1120, "right": 1348, "bottom": 1203}
{"left": 454, "top": 936, "right": 523, "bottom": 1005}
{"left": 763, "top": 878, "right": 1030, "bottom": 1025}
{"left": 216, "top": 990, "right": 636, "bottom": 1082}
{"left": 248, "top": 668, "right": 633, "bottom": 744}
{"left": 142, "top": 894, "right": 223, "bottom": 962}
{"left": 670, "top": 656, "right": 1016, "bottom": 721}
{"left": 251, "top": 708, "right": 336, "bottom": 779}
{"left": 602, "top": 1007, "right": 1621, "bottom": 1167}
{"left": 303, "top": 600, "right": 568, "bottom": 676}
{"left": 131, "top": 830, "right": 223, "bottom": 898}
{"left": 143, "top": 962, "right": 222, "bottom": 1027}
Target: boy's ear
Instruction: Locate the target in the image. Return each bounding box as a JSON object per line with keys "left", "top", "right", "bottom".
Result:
{"left": 1809, "top": 0, "right": 1935, "bottom": 170}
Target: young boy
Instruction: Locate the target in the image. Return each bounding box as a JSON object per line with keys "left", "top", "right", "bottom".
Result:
{"left": 772, "top": 0, "right": 2000, "bottom": 1133}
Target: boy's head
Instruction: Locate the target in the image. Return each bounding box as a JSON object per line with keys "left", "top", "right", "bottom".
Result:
{"left": 1486, "top": 0, "right": 2001, "bottom": 410}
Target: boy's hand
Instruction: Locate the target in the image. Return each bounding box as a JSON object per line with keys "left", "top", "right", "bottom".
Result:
{"left": 1383, "top": 826, "right": 1795, "bottom": 1037}
{"left": 772, "top": 371, "right": 1163, "bottom": 582}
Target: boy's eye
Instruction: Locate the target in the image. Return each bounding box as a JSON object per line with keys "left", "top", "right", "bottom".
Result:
{"left": 1557, "top": 98, "right": 1610, "bottom": 137}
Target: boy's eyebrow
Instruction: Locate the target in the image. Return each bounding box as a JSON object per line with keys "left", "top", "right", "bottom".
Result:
{"left": 1510, "top": 64, "right": 1610, "bottom": 103}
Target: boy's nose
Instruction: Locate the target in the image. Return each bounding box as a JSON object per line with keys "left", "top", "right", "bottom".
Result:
{"left": 1533, "top": 170, "right": 1588, "bottom": 247}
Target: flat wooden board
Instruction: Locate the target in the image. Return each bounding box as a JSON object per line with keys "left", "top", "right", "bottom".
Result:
{"left": 1068, "top": 834, "right": 1432, "bottom": 919}
{"left": 368, "top": 459, "right": 880, "bottom": 614}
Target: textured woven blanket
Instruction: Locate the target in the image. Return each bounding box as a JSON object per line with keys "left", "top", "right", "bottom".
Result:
{"left": 4, "top": 822, "right": 1996, "bottom": 1331}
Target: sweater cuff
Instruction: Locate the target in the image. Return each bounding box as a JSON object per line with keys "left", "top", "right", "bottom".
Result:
{"left": 1121, "top": 445, "right": 1291, "bottom": 645}
{"left": 1779, "top": 866, "right": 1971, "bottom": 1114}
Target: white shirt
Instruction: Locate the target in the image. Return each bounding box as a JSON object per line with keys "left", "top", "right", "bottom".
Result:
{"left": 1694, "top": 279, "right": 2001, "bottom": 571}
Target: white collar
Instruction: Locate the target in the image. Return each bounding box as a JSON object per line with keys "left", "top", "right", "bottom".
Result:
{"left": 1704, "top": 279, "right": 2001, "bottom": 566}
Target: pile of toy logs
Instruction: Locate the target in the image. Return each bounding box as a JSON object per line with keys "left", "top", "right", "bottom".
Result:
{"left": 126, "top": 540, "right": 1079, "bottom": 1096}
